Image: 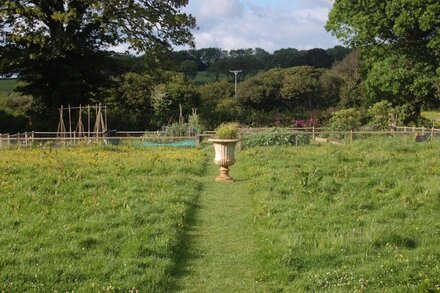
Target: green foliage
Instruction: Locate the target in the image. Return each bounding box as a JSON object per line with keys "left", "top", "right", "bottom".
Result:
{"left": 151, "top": 74, "right": 200, "bottom": 127}
{"left": 188, "top": 112, "right": 203, "bottom": 136}
{"left": 199, "top": 80, "right": 234, "bottom": 103}
{"left": 198, "top": 80, "right": 242, "bottom": 129}
{"left": 327, "top": 50, "right": 364, "bottom": 108}
{"left": 180, "top": 60, "right": 198, "bottom": 80}
{"left": 329, "top": 108, "right": 362, "bottom": 131}
{"left": 326, "top": 0, "right": 440, "bottom": 122}
{"left": 0, "top": 92, "right": 32, "bottom": 132}
{"left": 304, "top": 48, "right": 333, "bottom": 68}
{"left": 0, "top": 147, "right": 206, "bottom": 291}
{"left": 215, "top": 122, "right": 239, "bottom": 139}
{"left": 164, "top": 113, "right": 202, "bottom": 137}
{"left": 237, "top": 68, "right": 285, "bottom": 111}
{"left": 365, "top": 55, "right": 437, "bottom": 109}
{"left": 243, "top": 131, "right": 310, "bottom": 148}
{"left": 0, "top": 110, "right": 28, "bottom": 133}
{"left": 0, "top": 92, "right": 33, "bottom": 115}
{"left": 280, "top": 66, "right": 324, "bottom": 110}
{"left": 0, "top": 79, "right": 17, "bottom": 96}
{"left": 326, "top": 45, "right": 352, "bottom": 62}
{"left": 214, "top": 98, "right": 243, "bottom": 122}
{"left": 238, "top": 67, "right": 326, "bottom": 112}
{"left": 395, "top": 103, "right": 428, "bottom": 126}
{"left": 106, "top": 72, "right": 154, "bottom": 129}
{"left": 368, "top": 100, "right": 395, "bottom": 130}
{"left": 165, "top": 122, "right": 190, "bottom": 137}
{"left": 0, "top": 0, "right": 196, "bottom": 114}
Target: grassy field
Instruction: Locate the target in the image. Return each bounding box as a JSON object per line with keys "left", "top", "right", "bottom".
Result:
{"left": 422, "top": 111, "right": 440, "bottom": 121}
{"left": 240, "top": 139, "right": 440, "bottom": 291}
{"left": 0, "top": 139, "right": 439, "bottom": 291}
{"left": 0, "top": 79, "right": 17, "bottom": 96}
{"left": 0, "top": 147, "right": 206, "bottom": 292}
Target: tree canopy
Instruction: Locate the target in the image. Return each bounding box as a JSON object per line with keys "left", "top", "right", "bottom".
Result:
{"left": 326, "top": 0, "right": 440, "bottom": 120}
{"left": 0, "top": 0, "right": 196, "bottom": 110}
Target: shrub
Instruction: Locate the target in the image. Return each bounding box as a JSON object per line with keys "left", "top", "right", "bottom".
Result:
{"left": 368, "top": 100, "right": 395, "bottom": 130}
{"left": 163, "top": 113, "right": 202, "bottom": 137}
{"left": 187, "top": 112, "right": 202, "bottom": 136}
{"left": 165, "top": 122, "right": 189, "bottom": 136}
{"left": 243, "top": 131, "right": 310, "bottom": 148}
{"left": 328, "top": 108, "right": 362, "bottom": 131}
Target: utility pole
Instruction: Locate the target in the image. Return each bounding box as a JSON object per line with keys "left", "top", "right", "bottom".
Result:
{"left": 229, "top": 69, "right": 242, "bottom": 99}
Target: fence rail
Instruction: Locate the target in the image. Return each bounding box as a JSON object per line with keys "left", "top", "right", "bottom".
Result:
{"left": 1, "top": 127, "right": 440, "bottom": 149}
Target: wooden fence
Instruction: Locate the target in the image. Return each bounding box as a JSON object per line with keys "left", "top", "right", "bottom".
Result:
{"left": 1, "top": 126, "right": 439, "bottom": 149}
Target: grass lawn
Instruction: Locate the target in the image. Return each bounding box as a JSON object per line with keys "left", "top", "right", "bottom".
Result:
{"left": 0, "top": 146, "right": 206, "bottom": 292}
{"left": 1, "top": 139, "right": 439, "bottom": 292}
{"left": 422, "top": 111, "right": 440, "bottom": 122}
{"left": 240, "top": 138, "right": 440, "bottom": 291}
{"left": 0, "top": 79, "right": 17, "bottom": 96}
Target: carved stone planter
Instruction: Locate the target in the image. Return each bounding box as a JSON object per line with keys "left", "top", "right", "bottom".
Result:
{"left": 208, "top": 138, "right": 240, "bottom": 182}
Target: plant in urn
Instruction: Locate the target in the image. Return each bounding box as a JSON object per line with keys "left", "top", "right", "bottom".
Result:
{"left": 208, "top": 123, "right": 240, "bottom": 182}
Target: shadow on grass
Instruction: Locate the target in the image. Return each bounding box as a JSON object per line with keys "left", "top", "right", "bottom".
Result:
{"left": 170, "top": 157, "right": 209, "bottom": 291}
{"left": 170, "top": 200, "right": 206, "bottom": 292}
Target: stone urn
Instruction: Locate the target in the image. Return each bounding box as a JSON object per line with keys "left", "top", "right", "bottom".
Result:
{"left": 208, "top": 138, "right": 240, "bottom": 182}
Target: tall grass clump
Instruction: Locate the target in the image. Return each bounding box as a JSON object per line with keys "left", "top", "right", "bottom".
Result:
{"left": 0, "top": 147, "right": 206, "bottom": 292}
{"left": 215, "top": 122, "right": 239, "bottom": 139}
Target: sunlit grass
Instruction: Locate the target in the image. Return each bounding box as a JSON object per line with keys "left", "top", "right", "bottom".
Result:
{"left": 240, "top": 138, "right": 440, "bottom": 291}
{"left": 0, "top": 146, "right": 206, "bottom": 292}
{"left": 0, "top": 79, "right": 17, "bottom": 96}
{"left": 1, "top": 139, "right": 439, "bottom": 292}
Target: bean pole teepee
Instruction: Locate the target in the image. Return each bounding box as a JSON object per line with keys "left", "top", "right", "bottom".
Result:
{"left": 57, "top": 104, "right": 108, "bottom": 139}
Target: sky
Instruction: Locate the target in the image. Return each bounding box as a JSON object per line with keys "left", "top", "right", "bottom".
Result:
{"left": 181, "top": 0, "right": 340, "bottom": 52}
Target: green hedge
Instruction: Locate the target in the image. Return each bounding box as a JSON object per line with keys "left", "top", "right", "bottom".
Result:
{"left": 243, "top": 132, "right": 310, "bottom": 148}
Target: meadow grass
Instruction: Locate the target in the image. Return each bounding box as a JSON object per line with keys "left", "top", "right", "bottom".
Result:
{"left": 422, "top": 111, "right": 440, "bottom": 122}
{"left": 0, "top": 79, "right": 17, "bottom": 96}
{"left": 0, "top": 146, "right": 206, "bottom": 292}
{"left": 239, "top": 138, "right": 440, "bottom": 292}
{"left": 1, "top": 139, "right": 439, "bottom": 292}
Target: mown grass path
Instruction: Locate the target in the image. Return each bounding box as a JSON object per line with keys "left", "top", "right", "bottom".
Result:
{"left": 175, "top": 152, "right": 266, "bottom": 292}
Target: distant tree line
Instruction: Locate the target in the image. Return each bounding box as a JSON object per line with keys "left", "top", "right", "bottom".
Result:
{"left": 170, "top": 46, "right": 351, "bottom": 81}
{"left": 105, "top": 50, "right": 362, "bottom": 130}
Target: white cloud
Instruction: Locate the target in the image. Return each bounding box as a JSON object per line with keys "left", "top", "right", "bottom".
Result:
{"left": 199, "top": 0, "right": 244, "bottom": 18}
{"left": 182, "top": 0, "right": 340, "bottom": 52}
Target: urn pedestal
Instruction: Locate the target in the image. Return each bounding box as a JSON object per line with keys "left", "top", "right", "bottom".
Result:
{"left": 208, "top": 138, "right": 240, "bottom": 182}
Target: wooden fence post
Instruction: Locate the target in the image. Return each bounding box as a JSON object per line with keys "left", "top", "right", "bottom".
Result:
{"left": 195, "top": 135, "right": 201, "bottom": 148}
{"left": 350, "top": 130, "right": 353, "bottom": 144}
{"left": 403, "top": 126, "right": 407, "bottom": 144}
{"left": 312, "top": 126, "right": 315, "bottom": 141}
{"left": 7, "top": 134, "right": 10, "bottom": 147}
